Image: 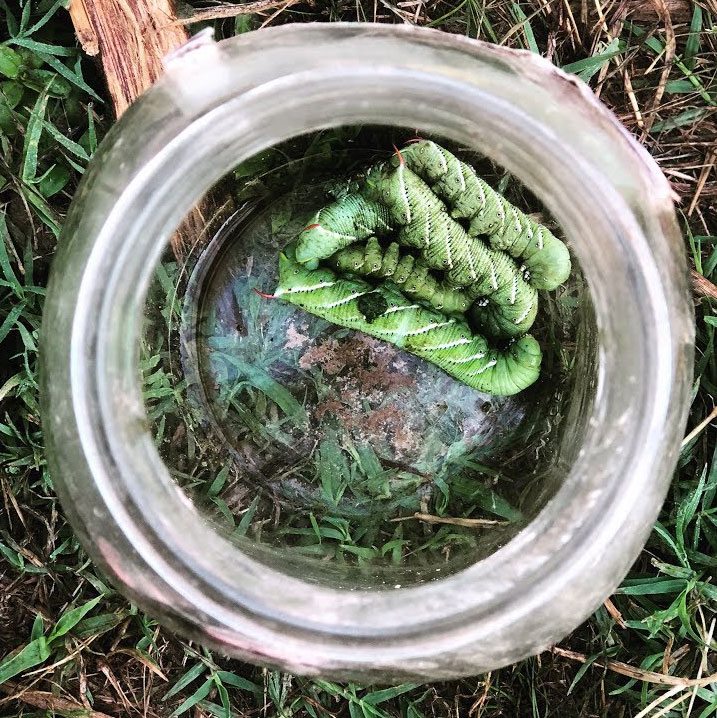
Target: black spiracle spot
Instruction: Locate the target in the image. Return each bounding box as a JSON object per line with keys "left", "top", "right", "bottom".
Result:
{"left": 357, "top": 292, "right": 389, "bottom": 324}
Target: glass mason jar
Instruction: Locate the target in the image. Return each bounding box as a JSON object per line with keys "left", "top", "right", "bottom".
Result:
{"left": 40, "top": 24, "right": 694, "bottom": 682}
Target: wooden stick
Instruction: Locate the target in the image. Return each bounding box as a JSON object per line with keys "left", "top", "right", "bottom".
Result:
{"left": 68, "top": 0, "right": 190, "bottom": 117}
{"left": 68, "top": 0, "right": 99, "bottom": 56}
{"left": 390, "top": 512, "right": 510, "bottom": 528}
{"left": 172, "top": 0, "right": 303, "bottom": 25}
{"left": 681, "top": 404, "right": 717, "bottom": 448}
{"left": 691, "top": 269, "right": 717, "bottom": 302}
{"left": 67, "top": 0, "right": 233, "bottom": 258}
{"left": 0, "top": 682, "right": 114, "bottom": 718}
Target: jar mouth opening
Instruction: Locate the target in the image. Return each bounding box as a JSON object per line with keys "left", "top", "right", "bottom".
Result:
{"left": 68, "top": 35, "right": 677, "bottom": 647}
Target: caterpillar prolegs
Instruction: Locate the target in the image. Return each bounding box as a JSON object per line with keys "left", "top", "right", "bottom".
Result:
{"left": 330, "top": 238, "right": 470, "bottom": 315}
{"left": 275, "top": 248, "right": 542, "bottom": 396}
{"left": 391, "top": 141, "right": 571, "bottom": 291}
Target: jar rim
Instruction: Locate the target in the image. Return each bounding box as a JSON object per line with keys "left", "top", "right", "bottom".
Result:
{"left": 42, "top": 23, "right": 693, "bottom": 680}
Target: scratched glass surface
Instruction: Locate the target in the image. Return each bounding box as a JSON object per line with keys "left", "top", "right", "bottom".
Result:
{"left": 140, "top": 126, "right": 590, "bottom": 586}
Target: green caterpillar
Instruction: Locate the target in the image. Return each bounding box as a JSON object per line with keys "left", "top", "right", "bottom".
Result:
{"left": 295, "top": 194, "right": 393, "bottom": 269}
{"left": 361, "top": 160, "right": 538, "bottom": 338}
{"left": 295, "top": 160, "right": 538, "bottom": 337}
{"left": 330, "top": 238, "right": 470, "bottom": 315}
{"left": 272, "top": 247, "right": 542, "bottom": 396}
{"left": 269, "top": 142, "right": 572, "bottom": 394}
{"left": 390, "top": 141, "right": 571, "bottom": 291}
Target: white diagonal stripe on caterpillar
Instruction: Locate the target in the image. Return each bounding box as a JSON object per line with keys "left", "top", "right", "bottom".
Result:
{"left": 489, "top": 259, "right": 498, "bottom": 291}
{"left": 475, "top": 174, "right": 486, "bottom": 207}
{"left": 510, "top": 275, "right": 518, "bottom": 305}
{"left": 442, "top": 351, "right": 487, "bottom": 364}
{"left": 398, "top": 164, "right": 412, "bottom": 223}
{"left": 514, "top": 301, "right": 534, "bottom": 325}
{"left": 318, "top": 291, "right": 369, "bottom": 309}
{"left": 442, "top": 224, "right": 454, "bottom": 269}
{"left": 465, "top": 359, "right": 498, "bottom": 375}
{"left": 430, "top": 141, "right": 449, "bottom": 173}
{"left": 465, "top": 240, "right": 478, "bottom": 281}
{"left": 496, "top": 197, "right": 507, "bottom": 233}
{"left": 382, "top": 304, "right": 420, "bottom": 315}
{"left": 418, "top": 337, "right": 471, "bottom": 351}
{"left": 311, "top": 225, "right": 358, "bottom": 241}
{"left": 457, "top": 162, "right": 466, "bottom": 193}
{"left": 275, "top": 281, "right": 336, "bottom": 296}
{"left": 372, "top": 319, "right": 455, "bottom": 337}
{"left": 511, "top": 206, "right": 522, "bottom": 235}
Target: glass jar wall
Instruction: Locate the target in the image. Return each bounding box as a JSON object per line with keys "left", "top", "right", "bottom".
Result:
{"left": 41, "top": 24, "right": 693, "bottom": 682}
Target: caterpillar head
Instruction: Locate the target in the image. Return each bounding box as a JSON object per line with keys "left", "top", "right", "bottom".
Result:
{"left": 295, "top": 224, "right": 330, "bottom": 265}
{"left": 276, "top": 248, "right": 336, "bottom": 296}
{"left": 362, "top": 162, "right": 412, "bottom": 225}
{"left": 389, "top": 141, "right": 447, "bottom": 182}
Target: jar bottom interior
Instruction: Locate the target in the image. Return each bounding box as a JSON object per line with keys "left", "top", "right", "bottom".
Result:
{"left": 140, "top": 125, "right": 596, "bottom": 588}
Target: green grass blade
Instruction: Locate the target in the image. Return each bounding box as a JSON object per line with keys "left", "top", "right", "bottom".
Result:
{"left": 34, "top": 51, "right": 103, "bottom": 102}
{"left": 41, "top": 120, "right": 90, "bottom": 162}
{"left": 164, "top": 662, "right": 207, "bottom": 700}
{"left": 362, "top": 685, "right": 420, "bottom": 705}
{"left": 170, "top": 678, "right": 214, "bottom": 716}
{"left": 8, "top": 36, "right": 76, "bottom": 56}
{"left": 0, "top": 637, "right": 50, "bottom": 685}
{"left": 221, "top": 356, "right": 308, "bottom": 427}
{"left": 20, "top": 86, "right": 49, "bottom": 183}
{"left": 510, "top": 3, "right": 539, "bottom": 53}
{"left": 0, "top": 214, "right": 21, "bottom": 291}
{"left": 650, "top": 108, "right": 713, "bottom": 134}
{"left": 0, "top": 302, "right": 26, "bottom": 344}
{"left": 17, "top": 0, "right": 65, "bottom": 38}
{"left": 0, "top": 0, "right": 19, "bottom": 36}
{"left": 47, "top": 595, "right": 102, "bottom": 643}
{"left": 561, "top": 38, "right": 623, "bottom": 81}
{"left": 684, "top": 4, "right": 703, "bottom": 71}
{"left": 214, "top": 671, "right": 262, "bottom": 694}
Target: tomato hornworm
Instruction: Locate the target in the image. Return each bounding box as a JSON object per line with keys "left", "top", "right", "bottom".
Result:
{"left": 295, "top": 195, "right": 394, "bottom": 270}
{"left": 261, "top": 141, "right": 572, "bottom": 395}
{"left": 296, "top": 159, "right": 539, "bottom": 338}
{"left": 360, "top": 157, "right": 538, "bottom": 338}
{"left": 390, "top": 140, "right": 571, "bottom": 291}
{"left": 270, "top": 245, "right": 542, "bottom": 396}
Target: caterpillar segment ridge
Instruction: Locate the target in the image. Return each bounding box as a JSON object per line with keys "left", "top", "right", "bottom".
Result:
{"left": 329, "top": 238, "right": 470, "bottom": 315}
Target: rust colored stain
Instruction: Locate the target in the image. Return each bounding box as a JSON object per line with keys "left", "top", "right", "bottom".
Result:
{"left": 301, "top": 334, "right": 420, "bottom": 458}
